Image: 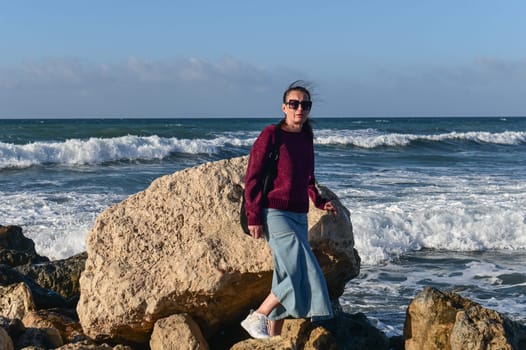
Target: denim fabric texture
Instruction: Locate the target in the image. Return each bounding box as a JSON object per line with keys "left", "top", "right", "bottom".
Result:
{"left": 263, "top": 208, "right": 334, "bottom": 321}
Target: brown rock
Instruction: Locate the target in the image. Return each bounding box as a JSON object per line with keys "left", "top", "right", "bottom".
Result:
{"left": 22, "top": 310, "right": 85, "bottom": 344}
{"left": 0, "top": 316, "right": 26, "bottom": 343}
{"left": 77, "top": 156, "right": 359, "bottom": 345}
{"left": 78, "top": 157, "right": 271, "bottom": 344}
{"left": 0, "top": 327, "right": 14, "bottom": 350}
{"left": 150, "top": 313, "right": 209, "bottom": 350}
{"left": 450, "top": 305, "right": 526, "bottom": 350}
{"left": 308, "top": 186, "right": 361, "bottom": 299}
{"left": 0, "top": 249, "right": 44, "bottom": 267}
{"left": 231, "top": 318, "right": 338, "bottom": 350}
{"left": 0, "top": 226, "right": 36, "bottom": 253}
{"left": 283, "top": 319, "right": 338, "bottom": 350}
{"left": 0, "top": 265, "right": 69, "bottom": 310}
{"left": 57, "top": 342, "right": 97, "bottom": 350}
{"left": 15, "top": 252, "right": 87, "bottom": 300}
{"left": 54, "top": 340, "right": 133, "bottom": 349}
{"left": 15, "top": 325, "right": 63, "bottom": 349}
{"left": 0, "top": 225, "right": 48, "bottom": 267}
{"left": 404, "top": 286, "right": 526, "bottom": 350}
{"left": 0, "top": 283, "right": 35, "bottom": 319}
{"left": 331, "top": 311, "right": 390, "bottom": 350}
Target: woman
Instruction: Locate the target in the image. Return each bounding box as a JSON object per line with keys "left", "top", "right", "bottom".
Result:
{"left": 241, "top": 81, "right": 338, "bottom": 339}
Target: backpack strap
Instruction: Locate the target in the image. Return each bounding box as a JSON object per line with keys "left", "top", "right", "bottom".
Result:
{"left": 261, "top": 124, "right": 281, "bottom": 196}
{"left": 267, "top": 123, "right": 281, "bottom": 162}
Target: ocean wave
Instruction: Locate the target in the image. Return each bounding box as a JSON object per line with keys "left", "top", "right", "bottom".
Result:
{"left": 343, "top": 193, "right": 526, "bottom": 265}
{"left": 0, "top": 135, "right": 255, "bottom": 169}
{"left": 0, "top": 191, "right": 123, "bottom": 260}
{"left": 315, "top": 129, "right": 526, "bottom": 148}
{"left": 1, "top": 129, "right": 525, "bottom": 169}
{"left": 332, "top": 168, "right": 526, "bottom": 266}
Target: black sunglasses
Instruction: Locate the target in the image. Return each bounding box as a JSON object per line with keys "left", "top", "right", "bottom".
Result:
{"left": 285, "top": 99, "right": 312, "bottom": 111}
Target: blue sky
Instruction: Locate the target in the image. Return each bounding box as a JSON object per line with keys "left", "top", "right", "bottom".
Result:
{"left": 1, "top": 1, "right": 525, "bottom": 118}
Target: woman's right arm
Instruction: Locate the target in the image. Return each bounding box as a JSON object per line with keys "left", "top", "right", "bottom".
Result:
{"left": 244, "top": 126, "right": 274, "bottom": 233}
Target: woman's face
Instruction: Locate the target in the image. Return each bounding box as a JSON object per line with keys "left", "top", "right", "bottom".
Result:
{"left": 282, "top": 90, "right": 311, "bottom": 127}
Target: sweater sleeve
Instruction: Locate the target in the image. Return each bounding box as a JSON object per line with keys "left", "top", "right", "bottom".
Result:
{"left": 308, "top": 172, "right": 328, "bottom": 210}
{"left": 244, "top": 125, "right": 276, "bottom": 225}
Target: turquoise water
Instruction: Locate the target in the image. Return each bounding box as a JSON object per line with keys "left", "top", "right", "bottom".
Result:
{"left": 1, "top": 116, "right": 525, "bottom": 335}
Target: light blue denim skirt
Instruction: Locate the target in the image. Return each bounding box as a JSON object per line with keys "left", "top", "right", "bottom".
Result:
{"left": 263, "top": 208, "right": 334, "bottom": 321}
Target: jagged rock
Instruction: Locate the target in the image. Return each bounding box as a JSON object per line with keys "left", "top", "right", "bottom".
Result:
{"left": 0, "top": 316, "right": 26, "bottom": 344}
{"left": 450, "top": 304, "right": 526, "bottom": 350}
{"left": 0, "top": 225, "right": 85, "bottom": 302}
{"left": 22, "top": 310, "right": 85, "bottom": 344}
{"left": 54, "top": 340, "right": 133, "bottom": 349}
{"left": 0, "top": 327, "right": 14, "bottom": 350}
{"left": 15, "top": 252, "right": 87, "bottom": 299}
{"left": 0, "top": 249, "right": 46, "bottom": 268}
{"left": 231, "top": 318, "right": 338, "bottom": 350}
{"left": 15, "top": 325, "right": 63, "bottom": 349}
{"left": 404, "top": 286, "right": 526, "bottom": 350}
{"left": 0, "top": 265, "right": 70, "bottom": 309}
{"left": 77, "top": 156, "right": 359, "bottom": 345}
{"left": 78, "top": 157, "right": 270, "bottom": 344}
{"left": 0, "top": 227, "right": 80, "bottom": 309}
{"left": 330, "top": 312, "right": 390, "bottom": 350}
{"left": 0, "top": 225, "right": 36, "bottom": 254}
{"left": 0, "top": 225, "right": 48, "bottom": 267}
{"left": 149, "top": 313, "right": 209, "bottom": 350}
{"left": 308, "top": 186, "right": 361, "bottom": 299}
{"left": 0, "top": 283, "right": 35, "bottom": 320}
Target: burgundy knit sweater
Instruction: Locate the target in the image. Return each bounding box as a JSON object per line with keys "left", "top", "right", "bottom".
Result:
{"left": 244, "top": 124, "right": 327, "bottom": 226}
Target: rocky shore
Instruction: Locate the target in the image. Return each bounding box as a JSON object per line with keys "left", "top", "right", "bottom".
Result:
{"left": 1, "top": 156, "right": 525, "bottom": 349}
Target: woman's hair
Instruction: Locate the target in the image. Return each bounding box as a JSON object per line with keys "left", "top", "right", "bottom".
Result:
{"left": 282, "top": 80, "right": 312, "bottom": 103}
{"left": 280, "top": 80, "right": 314, "bottom": 135}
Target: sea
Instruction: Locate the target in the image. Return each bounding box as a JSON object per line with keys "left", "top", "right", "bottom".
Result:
{"left": 1, "top": 117, "right": 525, "bottom": 336}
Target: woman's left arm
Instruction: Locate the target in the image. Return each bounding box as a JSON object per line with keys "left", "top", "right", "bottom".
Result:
{"left": 306, "top": 133, "right": 338, "bottom": 216}
{"left": 307, "top": 175, "right": 338, "bottom": 216}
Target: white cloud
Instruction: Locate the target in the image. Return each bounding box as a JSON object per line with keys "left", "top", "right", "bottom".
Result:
{"left": 320, "top": 57, "right": 526, "bottom": 117}
{"left": 0, "top": 56, "right": 303, "bottom": 117}
{"left": 1, "top": 56, "right": 524, "bottom": 118}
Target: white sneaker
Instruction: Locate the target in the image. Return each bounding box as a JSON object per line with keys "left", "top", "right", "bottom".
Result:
{"left": 240, "top": 310, "right": 270, "bottom": 339}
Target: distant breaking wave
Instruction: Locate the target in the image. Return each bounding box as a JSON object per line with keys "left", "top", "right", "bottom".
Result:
{"left": 1, "top": 130, "right": 525, "bottom": 169}
{"left": 315, "top": 129, "right": 526, "bottom": 148}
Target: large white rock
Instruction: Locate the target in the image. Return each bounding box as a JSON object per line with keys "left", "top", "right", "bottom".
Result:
{"left": 77, "top": 156, "right": 359, "bottom": 344}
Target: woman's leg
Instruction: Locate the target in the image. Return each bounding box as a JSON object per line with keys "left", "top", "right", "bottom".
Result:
{"left": 256, "top": 292, "right": 284, "bottom": 336}
{"left": 256, "top": 292, "right": 280, "bottom": 315}
{"left": 267, "top": 318, "right": 284, "bottom": 336}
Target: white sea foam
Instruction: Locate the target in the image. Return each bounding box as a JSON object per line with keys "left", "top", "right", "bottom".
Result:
{"left": 342, "top": 250, "right": 526, "bottom": 335}
{"left": 315, "top": 129, "right": 526, "bottom": 148}
{"left": 2, "top": 129, "right": 524, "bottom": 169}
{"left": 351, "top": 205, "right": 526, "bottom": 265}
{"left": 338, "top": 171, "right": 526, "bottom": 265}
{"left": 11, "top": 170, "right": 522, "bottom": 264}
{"left": 0, "top": 135, "right": 255, "bottom": 169}
{"left": 0, "top": 191, "right": 124, "bottom": 259}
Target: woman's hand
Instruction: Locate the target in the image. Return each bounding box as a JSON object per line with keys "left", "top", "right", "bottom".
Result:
{"left": 248, "top": 225, "right": 264, "bottom": 239}
{"left": 323, "top": 201, "right": 338, "bottom": 216}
